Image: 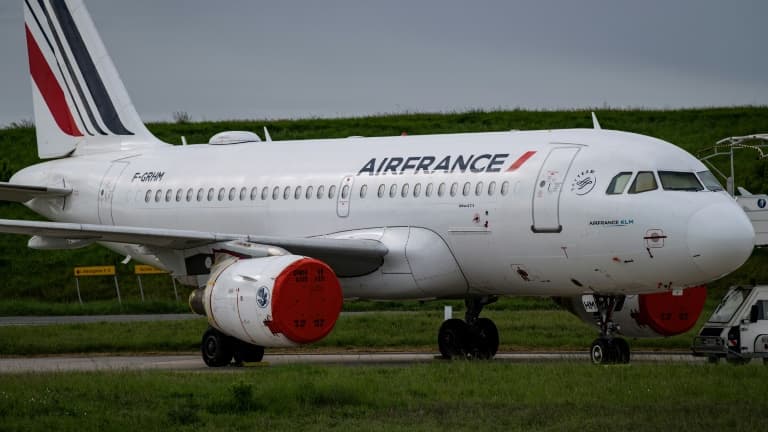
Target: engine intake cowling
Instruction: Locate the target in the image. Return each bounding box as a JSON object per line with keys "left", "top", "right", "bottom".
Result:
{"left": 556, "top": 286, "right": 707, "bottom": 338}
{"left": 193, "top": 255, "right": 342, "bottom": 347}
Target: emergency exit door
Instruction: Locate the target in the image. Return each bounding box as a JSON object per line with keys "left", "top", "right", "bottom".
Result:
{"left": 531, "top": 147, "right": 580, "bottom": 233}
{"left": 98, "top": 161, "right": 129, "bottom": 225}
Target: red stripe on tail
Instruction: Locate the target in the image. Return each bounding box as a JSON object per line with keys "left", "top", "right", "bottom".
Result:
{"left": 506, "top": 150, "right": 536, "bottom": 172}
{"left": 25, "top": 25, "right": 82, "bottom": 137}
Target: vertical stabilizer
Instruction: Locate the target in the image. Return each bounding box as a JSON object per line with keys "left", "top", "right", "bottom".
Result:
{"left": 24, "top": 0, "right": 168, "bottom": 158}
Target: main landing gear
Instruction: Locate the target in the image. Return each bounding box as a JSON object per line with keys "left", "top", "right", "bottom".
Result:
{"left": 589, "top": 295, "right": 630, "bottom": 365}
{"left": 201, "top": 327, "right": 265, "bottom": 367}
{"left": 438, "top": 296, "right": 500, "bottom": 360}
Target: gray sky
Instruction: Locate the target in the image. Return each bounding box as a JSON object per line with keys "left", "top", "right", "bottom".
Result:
{"left": 1, "top": 0, "right": 766, "bottom": 126}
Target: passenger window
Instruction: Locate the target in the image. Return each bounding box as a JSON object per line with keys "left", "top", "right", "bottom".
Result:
{"left": 145, "top": 190, "right": 151, "bottom": 203}
{"left": 438, "top": 183, "right": 446, "bottom": 197}
{"left": 658, "top": 171, "right": 704, "bottom": 191}
{"left": 207, "top": 188, "right": 214, "bottom": 201}
{"left": 426, "top": 183, "right": 434, "bottom": 197}
{"left": 317, "top": 185, "right": 325, "bottom": 199}
{"left": 240, "top": 187, "right": 247, "bottom": 200}
{"left": 197, "top": 188, "right": 204, "bottom": 201}
{"left": 450, "top": 182, "right": 458, "bottom": 197}
{"left": 360, "top": 184, "right": 368, "bottom": 199}
{"left": 175, "top": 189, "right": 182, "bottom": 202}
{"left": 155, "top": 190, "right": 162, "bottom": 203}
{"left": 462, "top": 182, "right": 470, "bottom": 196}
{"left": 501, "top": 181, "right": 510, "bottom": 196}
{"left": 186, "top": 188, "right": 194, "bottom": 202}
{"left": 475, "top": 182, "right": 483, "bottom": 196}
{"left": 329, "top": 185, "right": 337, "bottom": 199}
{"left": 606, "top": 172, "right": 632, "bottom": 195}
{"left": 697, "top": 170, "right": 724, "bottom": 192}
{"left": 261, "top": 186, "right": 269, "bottom": 200}
{"left": 488, "top": 181, "right": 496, "bottom": 196}
{"left": 217, "top": 188, "right": 225, "bottom": 201}
{"left": 342, "top": 184, "right": 350, "bottom": 199}
{"left": 390, "top": 184, "right": 397, "bottom": 198}
{"left": 306, "top": 185, "right": 314, "bottom": 199}
{"left": 378, "top": 184, "right": 385, "bottom": 198}
{"left": 228, "top": 187, "right": 236, "bottom": 201}
{"left": 628, "top": 171, "right": 658, "bottom": 194}
{"left": 250, "top": 187, "right": 258, "bottom": 200}
{"left": 401, "top": 183, "right": 409, "bottom": 197}
{"left": 295, "top": 186, "right": 303, "bottom": 199}
{"left": 272, "top": 186, "right": 279, "bottom": 200}
{"left": 413, "top": 183, "right": 421, "bottom": 198}
{"left": 283, "top": 186, "right": 291, "bottom": 200}
{"left": 165, "top": 189, "right": 172, "bottom": 202}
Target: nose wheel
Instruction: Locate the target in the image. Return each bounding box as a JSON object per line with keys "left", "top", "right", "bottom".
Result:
{"left": 589, "top": 295, "right": 631, "bottom": 365}
{"left": 438, "top": 296, "right": 500, "bottom": 360}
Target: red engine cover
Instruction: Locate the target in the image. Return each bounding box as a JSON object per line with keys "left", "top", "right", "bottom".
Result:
{"left": 267, "top": 258, "right": 343, "bottom": 344}
{"left": 631, "top": 285, "right": 707, "bottom": 336}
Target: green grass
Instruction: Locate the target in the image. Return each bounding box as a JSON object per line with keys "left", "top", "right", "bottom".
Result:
{"left": 0, "top": 308, "right": 706, "bottom": 356}
{"left": 0, "top": 363, "right": 766, "bottom": 431}
{"left": 0, "top": 299, "right": 190, "bottom": 316}
{"left": 2, "top": 107, "right": 768, "bottom": 300}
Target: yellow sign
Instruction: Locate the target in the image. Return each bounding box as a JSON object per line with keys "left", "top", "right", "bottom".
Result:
{"left": 74, "top": 266, "right": 116, "bottom": 277}
{"left": 134, "top": 264, "right": 168, "bottom": 275}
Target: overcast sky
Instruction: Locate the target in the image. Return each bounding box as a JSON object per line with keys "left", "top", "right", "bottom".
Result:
{"left": 1, "top": 0, "right": 766, "bottom": 126}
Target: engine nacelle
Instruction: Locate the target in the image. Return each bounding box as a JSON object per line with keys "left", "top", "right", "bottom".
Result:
{"left": 192, "top": 255, "right": 343, "bottom": 347}
{"left": 555, "top": 286, "right": 707, "bottom": 338}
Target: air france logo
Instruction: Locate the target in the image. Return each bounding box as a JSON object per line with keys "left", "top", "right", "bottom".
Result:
{"left": 357, "top": 154, "right": 510, "bottom": 176}
{"left": 256, "top": 286, "right": 270, "bottom": 308}
{"left": 571, "top": 169, "right": 596, "bottom": 195}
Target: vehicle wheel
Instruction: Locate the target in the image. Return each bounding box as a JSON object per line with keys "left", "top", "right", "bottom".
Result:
{"left": 590, "top": 339, "right": 611, "bottom": 365}
{"left": 473, "top": 318, "right": 499, "bottom": 360}
{"left": 233, "top": 342, "right": 265, "bottom": 364}
{"left": 201, "top": 327, "right": 234, "bottom": 367}
{"left": 613, "top": 338, "right": 631, "bottom": 364}
{"left": 438, "top": 319, "right": 469, "bottom": 359}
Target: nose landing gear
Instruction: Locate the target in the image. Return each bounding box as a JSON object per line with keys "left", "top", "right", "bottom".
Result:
{"left": 590, "top": 295, "right": 631, "bottom": 364}
{"left": 438, "top": 296, "right": 500, "bottom": 360}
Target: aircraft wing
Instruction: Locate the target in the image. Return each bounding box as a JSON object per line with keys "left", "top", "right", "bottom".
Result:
{"left": 0, "top": 219, "right": 388, "bottom": 270}
{"left": 0, "top": 182, "right": 71, "bottom": 203}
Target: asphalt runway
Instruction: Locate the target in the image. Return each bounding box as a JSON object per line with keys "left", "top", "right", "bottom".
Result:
{"left": 0, "top": 351, "right": 705, "bottom": 373}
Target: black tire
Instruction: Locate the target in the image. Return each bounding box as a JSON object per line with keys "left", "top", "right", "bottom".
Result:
{"left": 590, "top": 338, "right": 610, "bottom": 365}
{"left": 233, "top": 342, "right": 265, "bottom": 364}
{"left": 613, "top": 338, "right": 631, "bottom": 364}
{"left": 201, "top": 327, "right": 234, "bottom": 367}
{"left": 438, "top": 319, "right": 469, "bottom": 359}
{"left": 473, "top": 318, "right": 499, "bottom": 360}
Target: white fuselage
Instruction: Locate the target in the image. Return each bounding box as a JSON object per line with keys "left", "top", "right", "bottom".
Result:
{"left": 12, "top": 128, "right": 755, "bottom": 299}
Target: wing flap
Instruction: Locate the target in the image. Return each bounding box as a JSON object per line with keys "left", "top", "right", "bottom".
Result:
{"left": 0, "top": 182, "right": 72, "bottom": 203}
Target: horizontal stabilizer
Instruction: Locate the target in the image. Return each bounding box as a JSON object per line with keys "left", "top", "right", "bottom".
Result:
{"left": 0, "top": 182, "right": 71, "bottom": 203}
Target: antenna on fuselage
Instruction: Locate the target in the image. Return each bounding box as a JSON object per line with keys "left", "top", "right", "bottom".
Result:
{"left": 591, "top": 112, "right": 602, "bottom": 130}
{"left": 264, "top": 127, "right": 272, "bottom": 142}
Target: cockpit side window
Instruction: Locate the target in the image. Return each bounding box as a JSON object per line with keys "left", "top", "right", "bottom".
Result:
{"left": 606, "top": 172, "right": 633, "bottom": 195}
{"left": 697, "top": 170, "right": 724, "bottom": 192}
{"left": 628, "top": 171, "right": 658, "bottom": 194}
{"left": 658, "top": 171, "right": 704, "bottom": 191}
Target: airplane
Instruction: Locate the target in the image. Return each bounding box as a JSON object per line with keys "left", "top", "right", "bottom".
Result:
{"left": 0, "top": 0, "right": 755, "bottom": 366}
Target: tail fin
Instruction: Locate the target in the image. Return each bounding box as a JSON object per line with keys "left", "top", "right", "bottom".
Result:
{"left": 24, "top": 0, "right": 167, "bottom": 158}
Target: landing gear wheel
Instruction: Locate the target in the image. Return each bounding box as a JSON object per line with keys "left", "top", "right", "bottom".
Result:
{"left": 590, "top": 338, "right": 609, "bottom": 364}
{"left": 473, "top": 318, "right": 499, "bottom": 360}
{"left": 233, "top": 342, "right": 265, "bottom": 365}
{"left": 438, "top": 318, "right": 469, "bottom": 359}
{"left": 201, "top": 327, "right": 234, "bottom": 367}
{"left": 613, "top": 338, "right": 630, "bottom": 364}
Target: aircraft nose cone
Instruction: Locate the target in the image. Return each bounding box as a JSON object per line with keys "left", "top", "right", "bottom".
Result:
{"left": 687, "top": 202, "right": 754, "bottom": 280}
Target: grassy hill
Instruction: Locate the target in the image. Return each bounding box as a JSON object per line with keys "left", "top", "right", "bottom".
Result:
{"left": 1, "top": 107, "right": 767, "bottom": 302}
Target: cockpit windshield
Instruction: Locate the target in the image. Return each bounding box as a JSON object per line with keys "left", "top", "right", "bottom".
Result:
{"left": 658, "top": 171, "right": 704, "bottom": 191}
{"left": 697, "top": 170, "right": 724, "bottom": 191}
{"left": 709, "top": 287, "right": 751, "bottom": 323}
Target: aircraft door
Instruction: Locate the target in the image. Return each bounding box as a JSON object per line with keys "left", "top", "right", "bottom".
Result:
{"left": 531, "top": 146, "right": 580, "bottom": 233}
{"left": 337, "top": 175, "right": 354, "bottom": 217}
{"left": 97, "top": 161, "right": 129, "bottom": 225}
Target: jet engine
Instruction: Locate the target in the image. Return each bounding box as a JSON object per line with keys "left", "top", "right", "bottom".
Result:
{"left": 190, "top": 254, "right": 343, "bottom": 347}
{"left": 555, "top": 286, "right": 707, "bottom": 338}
